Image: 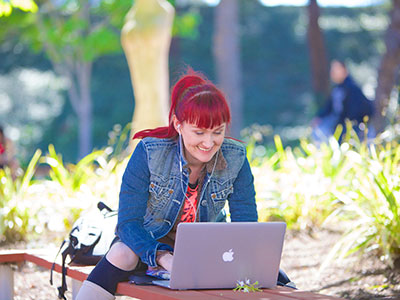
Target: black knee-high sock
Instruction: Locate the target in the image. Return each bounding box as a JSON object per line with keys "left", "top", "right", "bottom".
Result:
{"left": 87, "top": 256, "right": 133, "bottom": 295}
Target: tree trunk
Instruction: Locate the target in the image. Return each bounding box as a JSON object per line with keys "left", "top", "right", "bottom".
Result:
{"left": 63, "top": 62, "right": 93, "bottom": 159}
{"left": 76, "top": 62, "right": 93, "bottom": 158}
{"left": 37, "top": 0, "right": 94, "bottom": 159}
{"left": 170, "top": 37, "right": 181, "bottom": 77}
{"left": 76, "top": 1, "right": 92, "bottom": 158}
{"left": 213, "top": 0, "right": 242, "bottom": 138}
{"left": 373, "top": 0, "right": 400, "bottom": 133}
{"left": 307, "top": 0, "right": 330, "bottom": 107}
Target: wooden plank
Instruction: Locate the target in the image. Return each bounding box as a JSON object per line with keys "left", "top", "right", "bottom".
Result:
{"left": 202, "top": 289, "right": 305, "bottom": 300}
{"left": 0, "top": 250, "right": 26, "bottom": 263}
{"left": 267, "top": 286, "right": 344, "bottom": 300}
{"left": 201, "top": 287, "right": 346, "bottom": 300}
{"left": 117, "top": 283, "right": 231, "bottom": 300}
{"left": 116, "top": 285, "right": 339, "bottom": 300}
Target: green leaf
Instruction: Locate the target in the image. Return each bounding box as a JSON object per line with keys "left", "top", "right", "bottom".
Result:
{"left": 0, "top": 0, "right": 37, "bottom": 17}
{"left": 82, "top": 26, "right": 121, "bottom": 61}
{"left": 173, "top": 12, "right": 201, "bottom": 39}
{"left": 19, "top": 149, "right": 41, "bottom": 195}
{"left": 10, "top": 0, "right": 37, "bottom": 13}
{"left": 0, "top": 1, "right": 12, "bottom": 17}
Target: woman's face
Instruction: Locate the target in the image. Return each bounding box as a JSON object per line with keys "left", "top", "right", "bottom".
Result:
{"left": 178, "top": 121, "right": 226, "bottom": 167}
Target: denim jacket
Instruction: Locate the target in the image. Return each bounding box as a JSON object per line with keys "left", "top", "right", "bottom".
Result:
{"left": 116, "top": 137, "right": 258, "bottom": 267}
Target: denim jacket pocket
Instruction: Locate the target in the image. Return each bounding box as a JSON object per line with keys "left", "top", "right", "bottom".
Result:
{"left": 148, "top": 181, "right": 174, "bottom": 213}
{"left": 210, "top": 185, "right": 234, "bottom": 213}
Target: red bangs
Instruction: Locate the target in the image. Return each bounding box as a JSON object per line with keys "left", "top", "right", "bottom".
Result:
{"left": 176, "top": 90, "right": 230, "bottom": 129}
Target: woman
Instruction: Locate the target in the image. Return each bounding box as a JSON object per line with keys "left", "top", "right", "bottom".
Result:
{"left": 76, "top": 71, "right": 259, "bottom": 299}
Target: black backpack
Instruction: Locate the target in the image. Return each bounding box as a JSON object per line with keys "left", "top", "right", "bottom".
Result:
{"left": 50, "top": 202, "right": 118, "bottom": 299}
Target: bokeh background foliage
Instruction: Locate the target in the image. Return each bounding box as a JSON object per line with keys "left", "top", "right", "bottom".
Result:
{"left": 0, "top": 1, "right": 390, "bottom": 161}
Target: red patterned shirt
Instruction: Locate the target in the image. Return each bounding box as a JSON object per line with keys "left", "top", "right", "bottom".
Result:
{"left": 180, "top": 183, "right": 198, "bottom": 223}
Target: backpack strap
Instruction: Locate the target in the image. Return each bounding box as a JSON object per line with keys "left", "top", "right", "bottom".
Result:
{"left": 50, "top": 239, "right": 66, "bottom": 285}
{"left": 49, "top": 239, "right": 72, "bottom": 299}
{"left": 57, "top": 241, "right": 75, "bottom": 300}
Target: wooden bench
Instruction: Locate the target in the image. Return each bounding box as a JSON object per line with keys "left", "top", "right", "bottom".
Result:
{"left": 0, "top": 249, "right": 344, "bottom": 300}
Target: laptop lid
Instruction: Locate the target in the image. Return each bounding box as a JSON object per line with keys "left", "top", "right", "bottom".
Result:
{"left": 168, "top": 222, "right": 286, "bottom": 290}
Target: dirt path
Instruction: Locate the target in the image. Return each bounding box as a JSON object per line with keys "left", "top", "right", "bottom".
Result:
{"left": 281, "top": 230, "right": 400, "bottom": 299}
{"left": 4, "top": 229, "right": 400, "bottom": 299}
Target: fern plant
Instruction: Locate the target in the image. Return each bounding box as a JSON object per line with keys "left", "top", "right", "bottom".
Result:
{"left": 0, "top": 149, "right": 41, "bottom": 243}
{"left": 322, "top": 140, "right": 400, "bottom": 268}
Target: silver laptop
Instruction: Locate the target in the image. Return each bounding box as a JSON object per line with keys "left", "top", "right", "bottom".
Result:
{"left": 152, "top": 222, "right": 286, "bottom": 290}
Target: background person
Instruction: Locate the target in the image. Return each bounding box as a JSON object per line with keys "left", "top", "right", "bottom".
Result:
{"left": 0, "top": 126, "right": 20, "bottom": 179}
{"left": 312, "top": 60, "right": 375, "bottom": 143}
{"left": 76, "top": 70, "right": 290, "bottom": 300}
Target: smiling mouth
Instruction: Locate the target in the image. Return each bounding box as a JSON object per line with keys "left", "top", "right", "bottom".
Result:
{"left": 198, "top": 146, "right": 212, "bottom": 152}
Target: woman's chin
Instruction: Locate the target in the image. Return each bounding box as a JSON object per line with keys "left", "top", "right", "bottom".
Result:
{"left": 195, "top": 151, "right": 217, "bottom": 163}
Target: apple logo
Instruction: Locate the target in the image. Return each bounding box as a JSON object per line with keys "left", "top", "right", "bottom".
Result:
{"left": 222, "top": 249, "right": 234, "bottom": 262}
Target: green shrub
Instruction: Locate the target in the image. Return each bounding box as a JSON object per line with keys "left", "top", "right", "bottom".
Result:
{"left": 251, "top": 124, "right": 400, "bottom": 268}
{"left": 253, "top": 135, "right": 342, "bottom": 230}
{"left": 38, "top": 143, "right": 129, "bottom": 236}
{"left": 322, "top": 140, "right": 400, "bottom": 268}
{"left": 0, "top": 149, "right": 41, "bottom": 243}
{"left": 42, "top": 144, "right": 105, "bottom": 193}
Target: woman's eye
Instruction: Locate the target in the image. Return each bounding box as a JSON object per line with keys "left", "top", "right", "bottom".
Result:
{"left": 214, "top": 131, "right": 222, "bottom": 135}
{"left": 195, "top": 132, "right": 204, "bottom": 135}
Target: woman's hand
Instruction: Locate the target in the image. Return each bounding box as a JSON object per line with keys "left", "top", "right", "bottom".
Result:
{"left": 156, "top": 251, "right": 173, "bottom": 272}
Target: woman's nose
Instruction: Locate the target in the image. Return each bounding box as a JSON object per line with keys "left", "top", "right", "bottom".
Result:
{"left": 202, "top": 135, "right": 214, "bottom": 148}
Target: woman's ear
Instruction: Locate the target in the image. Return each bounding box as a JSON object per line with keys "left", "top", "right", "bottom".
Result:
{"left": 172, "top": 115, "right": 181, "bottom": 134}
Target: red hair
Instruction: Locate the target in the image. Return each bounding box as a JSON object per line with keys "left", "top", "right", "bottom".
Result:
{"left": 133, "top": 70, "right": 231, "bottom": 139}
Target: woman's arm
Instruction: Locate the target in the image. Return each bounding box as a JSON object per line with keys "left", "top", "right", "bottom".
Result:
{"left": 116, "top": 141, "right": 173, "bottom": 267}
{"left": 228, "top": 156, "right": 258, "bottom": 222}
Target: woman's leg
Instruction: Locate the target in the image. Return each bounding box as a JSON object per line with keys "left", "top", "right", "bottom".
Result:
{"left": 105, "top": 241, "right": 140, "bottom": 270}
{"left": 75, "top": 242, "right": 140, "bottom": 300}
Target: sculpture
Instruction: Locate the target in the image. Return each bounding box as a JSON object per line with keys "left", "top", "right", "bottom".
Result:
{"left": 121, "top": 0, "right": 175, "bottom": 149}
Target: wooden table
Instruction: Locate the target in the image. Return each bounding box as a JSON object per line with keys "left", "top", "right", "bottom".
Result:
{"left": 0, "top": 249, "right": 344, "bottom": 300}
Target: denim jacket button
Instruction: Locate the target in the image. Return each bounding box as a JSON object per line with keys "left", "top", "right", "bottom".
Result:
{"left": 168, "top": 189, "right": 173, "bottom": 194}
{"left": 201, "top": 200, "right": 207, "bottom": 206}
{"left": 150, "top": 183, "right": 155, "bottom": 188}
{"left": 211, "top": 193, "right": 216, "bottom": 199}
